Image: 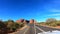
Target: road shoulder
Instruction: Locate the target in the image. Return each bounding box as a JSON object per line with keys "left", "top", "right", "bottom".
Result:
{"left": 8, "top": 25, "right": 28, "bottom": 34}
{"left": 38, "top": 24, "right": 60, "bottom": 29}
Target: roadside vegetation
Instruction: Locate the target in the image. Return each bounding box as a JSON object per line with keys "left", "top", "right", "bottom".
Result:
{"left": 0, "top": 19, "right": 25, "bottom": 34}
{"left": 38, "top": 18, "right": 60, "bottom": 27}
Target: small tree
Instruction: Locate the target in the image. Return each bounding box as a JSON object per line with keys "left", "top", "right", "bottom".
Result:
{"left": 56, "top": 20, "right": 60, "bottom": 26}
{"left": 7, "top": 20, "right": 15, "bottom": 33}
{"left": 46, "top": 18, "right": 57, "bottom": 26}
{"left": 0, "top": 20, "right": 7, "bottom": 34}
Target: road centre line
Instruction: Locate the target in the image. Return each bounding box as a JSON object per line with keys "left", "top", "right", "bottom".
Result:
{"left": 34, "top": 24, "right": 36, "bottom": 34}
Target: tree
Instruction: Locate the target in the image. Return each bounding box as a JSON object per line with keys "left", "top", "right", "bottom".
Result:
{"left": 0, "top": 20, "right": 7, "bottom": 34}
{"left": 6, "top": 20, "right": 15, "bottom": 33}
{"left": 56, "top": 20, "right": 60, "bottom": 26}
{"left": 46, "top": 18, "right": 57, "bottom": 23}
{"left": 15, "top": 23, "right": 20, "bottom": 29}
{"left": 7, "top": 20, "right": 14, "bottom": 27}
{"left": 45, "top": 18, "right": 57, "bottom": 26}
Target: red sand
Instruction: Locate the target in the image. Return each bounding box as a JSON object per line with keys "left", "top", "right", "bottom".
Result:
{"left": 55, "top": 26, "right": 60, "bottom": 28}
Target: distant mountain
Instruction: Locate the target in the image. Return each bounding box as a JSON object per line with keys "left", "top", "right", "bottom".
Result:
{"left": 16, "top": 19, "right": 29, "bottom": 24}
{"left": 16, "top": 19, "right": 36, "bottom": 24}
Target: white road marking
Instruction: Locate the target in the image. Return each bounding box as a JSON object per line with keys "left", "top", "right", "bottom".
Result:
{"left": 23, "top": 27, "right": 29, "bottom": 34}
{"left": 35, "top": 26, "right": 45, "bottom": 32}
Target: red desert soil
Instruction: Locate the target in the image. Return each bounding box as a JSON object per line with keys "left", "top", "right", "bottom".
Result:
{"left": 55, "top": 26, "right": 60, "bottom": 28}
{"left": 40, "top": 24, "right": 60, "bottom": 29}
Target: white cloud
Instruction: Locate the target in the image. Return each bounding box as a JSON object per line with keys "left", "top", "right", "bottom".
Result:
{"left": 43, "top": 14, "right": 60, "bottom": 20}
{"left": 46, "top": 14, "right": 60, "bottom": 16}
{"left": 48, "top": 14, "right": 60, "bottom": 16}
{"left": 46, "top": 14, "right": 60, "bottom": 17}
{"left": 50, "top": 9, "right": 60, "bottom": 12}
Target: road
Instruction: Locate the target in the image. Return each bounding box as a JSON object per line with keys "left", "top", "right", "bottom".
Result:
{"left": 15, "top": 23, "right": 60, "bottom": 34}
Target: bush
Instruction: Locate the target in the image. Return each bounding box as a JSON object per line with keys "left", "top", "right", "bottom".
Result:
{"left": 12, "top": 27, "right": 16, "bottom": 32}
{"left": 50, "top": 23, "right": 57, "bottom": 27}
{"left": 15, "top": 23, "right": 20, "bottom": 29}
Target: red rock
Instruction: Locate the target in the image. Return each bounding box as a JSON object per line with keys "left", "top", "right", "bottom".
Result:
{"left": 30, "top": 19, "right": 34, "bottom": 24}
{"left": 16, "top": 19, "right": 24, "bottom": 23}
{"left": 23, "top": 20, "right": 26, "bottom": 23}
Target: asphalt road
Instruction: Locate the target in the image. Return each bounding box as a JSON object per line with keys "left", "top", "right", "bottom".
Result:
{"left": 25, "top": 24, "right": 35, "bottom": 34}
{"left": 36, "top": 25, "right": 60, "bottom": 31}
{"left": 15, "top": 23, "right": 60, "bottom": 34}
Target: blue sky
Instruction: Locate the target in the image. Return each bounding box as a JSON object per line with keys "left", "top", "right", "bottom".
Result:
{"left": 0, "top": 0, "right": 60, "bottom": 22}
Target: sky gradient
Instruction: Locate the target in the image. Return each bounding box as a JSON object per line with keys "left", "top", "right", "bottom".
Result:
{"left": 0, "top": 0, "right": 60, "bottom": 22}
